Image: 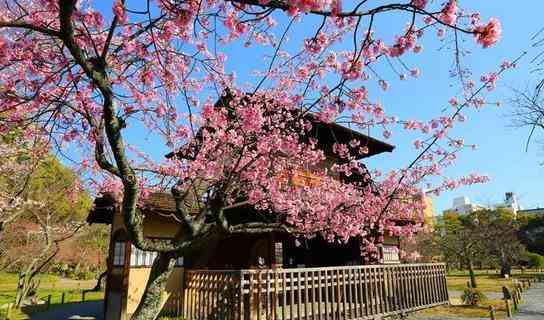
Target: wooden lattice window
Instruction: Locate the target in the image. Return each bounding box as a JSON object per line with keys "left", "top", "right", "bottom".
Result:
{"left": 129, "top": 244, "right": 184, "bottom": 267}
{"left": 382, "top": 245, "right": 400, "bottom": 264}
{"left": 112, "top": 241, "right": 126, "bottom": 267}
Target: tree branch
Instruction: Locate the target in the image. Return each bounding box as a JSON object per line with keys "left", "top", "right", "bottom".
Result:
{"left": 0, "top": 21, "right": 60, "bottom": 37}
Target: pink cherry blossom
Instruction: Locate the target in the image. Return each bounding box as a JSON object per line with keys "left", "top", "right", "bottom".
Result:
{"left": 411, "top": 0, "right": 428, "bottom": 10}
{"left": 112, "top": 0, "right": 127, "bottom": 24}
{"left": 474, "top": 18, "right": 502, "bottom": 48}
{"left": 439, "top": 0, "right": 458, "bottom": 25}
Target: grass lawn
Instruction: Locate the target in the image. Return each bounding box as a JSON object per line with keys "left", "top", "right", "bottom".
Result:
{"left": 0, "top": 272, "right": 61, "bottom": 306}
{"left": 446, "top": 274, "right": 513, "bottom": 292}
{"left": 0, "top": 272, "right": 104, "bottom": 319}
{"left": 446, "top": 269, "right": 544, "bottom": 292}
{"left": 417, "top": 269, "right": 544, "bottom": 319}
{"left": 418, "top": 298, "right": 508, "bottom": 319}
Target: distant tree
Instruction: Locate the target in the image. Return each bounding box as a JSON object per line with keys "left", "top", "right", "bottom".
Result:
{"left": 0, "top": 155, "right": 91, "bottom": 306}
{"left": 433, "top": 212, "right": 485, "bottom": 287}
{"left": 0, "top": 131, "right": 45, "bottom": 235}
{"left": 433, "top": 208, "right": 526, "bottom": 286}
{"left": 76, "top": 223, "right": 111, "bottom": 281}
{"left": 525, "top": 252, "right": 544, "bottom": 269}
{"left": 518, "top": 213, "right": 544, "bottom": 255}
{"left": 476, "top": 209, "right": 526, "bottom": 277}
{"left": 400, "top": 223, "right": 442, "bottom": 263}
{"left": 510, "top": 28, "right": 544, "bottom": 158}
{"left": 510, "top": 86, "right": 544, "bottom": 155}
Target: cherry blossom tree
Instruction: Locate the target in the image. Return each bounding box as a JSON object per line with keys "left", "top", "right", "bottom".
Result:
{"left": 0, "top": 0, "right": 514, "bottom": 318}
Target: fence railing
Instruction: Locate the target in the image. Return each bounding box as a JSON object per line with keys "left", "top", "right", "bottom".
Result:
{"left": 161, "top": 263, "right": 449, "bottom": 320}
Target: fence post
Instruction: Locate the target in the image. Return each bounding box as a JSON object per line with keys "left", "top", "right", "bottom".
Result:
{"left": 46, "top": 294, "right": 52, "bottom": 310}
{"left": 82, "top": 291, "right": 86, "bottom": 302}
{"left": 505, "top": 299, "right": 512, "bottom": 318}
{"left": 502, "top": 286, "right": 511, "bottom": 300}
{"left": 5, "top": 303, "right": 13, "bottom": 320}
{"left": 61, "top": 292, "right": 65, "bottom": 304}
{"left": 488, "top": 305, "right": 496, "bottom": 320}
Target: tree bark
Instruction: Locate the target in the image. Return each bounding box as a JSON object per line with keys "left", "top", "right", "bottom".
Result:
{"left": 89, "top": 271, "right": 107, "bottom": 292}
{"left": 468, "top": 259, "right": 477, "bottom": 288}
{"left": 500, "top": 249, "right": 512, "bottom": 278}
{"left": 131, "top": 252, "right": 176, "bottom": 320}
{"left": 15, "top": 230, "right": 55, "bottom": 307}
{"left": 500, "top": 264, "right": 512, "bottom": 278}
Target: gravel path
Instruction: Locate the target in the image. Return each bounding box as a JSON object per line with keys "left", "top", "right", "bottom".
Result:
{"left": 29, "top": 301, "right": 103, "bottom": 320}
{"left": 409, "top": 283, "right": 544, "bottom": 320}
{"left": 408, "top": 316, "right": 490, "bottom": 320}
{"left": 512, "top": 282, "right": 544, "bottom": 320}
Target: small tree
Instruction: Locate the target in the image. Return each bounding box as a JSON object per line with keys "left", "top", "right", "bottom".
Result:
{"left": 433, "top": 212, "right": 486, "bottom": 287}
{"left": 433, "top": 208, "right": 526, "bottom": 284}
{"left": 476, "top": 209, "right": 526, "bottom": 277}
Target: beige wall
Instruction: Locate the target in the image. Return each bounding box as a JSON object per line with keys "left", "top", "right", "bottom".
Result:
{"left": 423, "top": 195, "right": 435, "bottom": 230}
{"left": 111, "top": 206, "right": 125, "bottom": 234}
{"left": 108, "top": 207, "right": 185, "bottom": 318}
{"left": 126, "top": 267, "right": 184, "bottom": 316}
{"left": 142, "top": 213, "right": 182, "bottom": 238}
{"left": 111, "top": 208, "right": 182, "bottom": 238}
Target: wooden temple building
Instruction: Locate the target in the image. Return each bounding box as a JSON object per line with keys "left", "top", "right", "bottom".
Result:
{"left": 88, "top": 105, "right": 448, "bottom": 320}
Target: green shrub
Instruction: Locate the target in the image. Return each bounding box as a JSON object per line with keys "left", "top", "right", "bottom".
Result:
{"left": 461, "top": 287, "right": 487, "bottom": 306}
{"left": 76, "top": 271, "right": 96, "bottom": 280}
{"left": 527, "top": 252, "right": 544, "bottom": 268}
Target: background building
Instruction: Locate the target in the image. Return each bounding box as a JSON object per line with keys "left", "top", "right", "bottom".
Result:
{"left": 443, "top": 196, "right": 489, "bottom": 215}
{"left": 443, "top": 192, "right": 527, "bottom": 217}
{"left": 496, "top": 192, "right": 522, "bottom": 216}
{"left": 517, "top": 207, "right": 544, "bottom": 216}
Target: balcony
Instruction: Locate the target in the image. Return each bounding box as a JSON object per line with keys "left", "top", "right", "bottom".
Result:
{"left": 161, "top": 263, "right": 448, "bottom": 320}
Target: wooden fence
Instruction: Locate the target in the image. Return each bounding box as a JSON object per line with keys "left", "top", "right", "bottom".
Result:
{"left": 161, "top": 263, "right": 449, "bottom": 320}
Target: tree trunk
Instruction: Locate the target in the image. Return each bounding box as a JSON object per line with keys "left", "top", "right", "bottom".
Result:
{"left": 15, "top": 273, "right": 27, "bottom": 307}
{"left": 15, "top": 247, "right": 50, "bottom": 307}
{"left": 468, "top": 259, "right": 477, "bottom": 288}
{"left": 131, "top": 252, "right": 176, "bottom": 320}
{"left": 15, "top": 272, "right": 40, "bottom": 307}
{"left": 500, "top": 263, "right": 512, "bottom": 278}
{"left": 500, "top": 249, "right": 512, "bottom": 278}
{"left": 94, "top": 270, "right": 107, "bottom": 291}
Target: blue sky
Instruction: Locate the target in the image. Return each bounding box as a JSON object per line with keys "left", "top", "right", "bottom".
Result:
{"left": 88, "top": 1, "right": 544, "bottom": 214}
{"left": 359, "top": 1, "right": 544, "bottom": 214}
{"left": 358, "top": 1, "right": 544, "bottom": 214}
